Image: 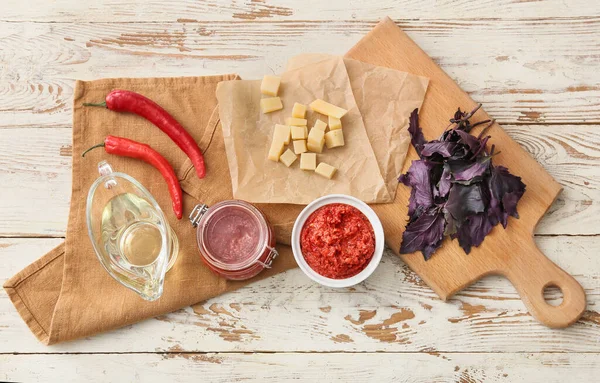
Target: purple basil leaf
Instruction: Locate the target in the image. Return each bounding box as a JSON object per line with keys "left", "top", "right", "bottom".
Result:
{"left": 502, "top": 192, "right": 521, "bottom": 219}
{"left": 453, "top": 214, "right": 494, "bottom": 254}
{"left": 444, "top": 184, "right": 486, "bottom": 222}
{"left": 443, "top": 209, "right": 457, "bottom": 236}
{"left": 441, "top": 129, "right": 459, "bottom": 143}
{"left": 487, "top": 196, "right": 504, "bottom": 228}
{"left": 453, "top": 108, "right": 465, "bottom": 122}
{"left": 480, "top": 178, "right": 492, "bottom": 208}
{"left": 409, "top": 204, "right": 427, "bottom": 224}
{"left": 398, "top": 172, "right": 410, "bottom": 186}
{"left": 408, "top": 108, "right": 426, "bottom": 155}
{"left": 421, "top": 141, "right": 458, "bottom": 158}
{"left": 454, "top": 130, "right": 481, "bottom": 152}
{"left": 406, "top": 188, "right": 417, "bottom": 217}
{"left": 448, "top": 145, "right": 470, "bottom": 161}
{"left": 399, "top": 160, "right": 435, "bottom": 214}
{"left": 449, "top": 159, "right": 490, "bottom": 181}
{"left": 400, "top": 208, "right": 446, "bottom": 260}
{"left": 434, "top": 165, "right": 452, "bottom": 199}
{"left": 488, "top": 165, "right": 526, "bottom": 227}
{"left": 469, "top": 135, "right": 490, "bottom": 159}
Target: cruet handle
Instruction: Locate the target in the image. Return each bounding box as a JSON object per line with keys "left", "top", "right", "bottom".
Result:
{"left": 98, "top": 161, "right": 117, "bottom": 189}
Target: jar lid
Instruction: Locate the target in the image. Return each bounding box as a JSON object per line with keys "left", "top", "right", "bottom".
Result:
{"left": 192, "top": 200, "right": 271, "bottom": 271}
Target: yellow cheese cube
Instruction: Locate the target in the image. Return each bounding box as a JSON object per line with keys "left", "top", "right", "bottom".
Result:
{"left": 293, "top": 140, "right": 307, "bottom": 154}
{"left": 291, "top": 125, "right": 308, "bottom": 140}
{"left": 286, "top": 117, "right": 307, "bottom": 126}
{"left": 325, "top": 129, "right": 344, "bottom": 149}
{"left": 260, "top": 97, "right": 283, "bottom": 113}
{"left": 292, "top": 103, "right": 307, "bottom": 119}
{"left": 307, "top": 140, "right": 324, "bottom": 153}
{"left": 280, "top": 149, "right": 297, "bottom": 167}
{"left": 313, "top": 119, "right": 327, "bottom": 131}
{"left": 268, "top": 141, "right": 285, "bottom": 162}
{"left": 260, "top": 75, "right": 281, "bottom": 97}
{"left": 307, "top": 128, "right": 325, "bottom": 153}
{"left": 315, "top": 162, "right": 337, "bottom": 179}
{"left": 328, "top": 116, "right": 342, "bottom": 131}
{"left": 309, "top": 99, "right": 347, "bottom": 119}
{"left": 307, "top": 128, "right": 324, "bottom": 145}
{"left": 300, "top": 153, "right": 317, "bottom": 170}
{"left": 274, "top": 124, "right": 291, "bottom": 145}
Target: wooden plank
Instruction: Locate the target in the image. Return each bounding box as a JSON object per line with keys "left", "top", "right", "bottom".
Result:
{"left": 0, "top": 125, "right": 597, "bottom": 237}
{"left": 1, "top": 19, "right": 600, "bottom": 127}
{"left": 0, "top": 128, "right": 71, "bottom": 237}
{"left": 1, "top": 352, "right": 599, "bottom": 382}
{"left": 1, "top": 236, "right": 597, "bottom": 353}
{"left": 2, "top": 0, "right": 599, "bottom": 22}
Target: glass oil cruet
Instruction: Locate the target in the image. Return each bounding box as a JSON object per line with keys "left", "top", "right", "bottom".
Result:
{"left": 86, "top": 161, "right": 179, "bottom": 301}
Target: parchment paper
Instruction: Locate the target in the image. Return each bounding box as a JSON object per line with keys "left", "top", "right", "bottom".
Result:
{"left": 288, "top": 55, "right": 430, "bottom": 197}
{"left": 217, "top": 56, "right": 429, "bottom": 204}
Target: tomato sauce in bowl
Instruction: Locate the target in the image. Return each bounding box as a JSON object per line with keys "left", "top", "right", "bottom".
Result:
{"left": 300, "top": 203, "right": 375, "bottom": 279}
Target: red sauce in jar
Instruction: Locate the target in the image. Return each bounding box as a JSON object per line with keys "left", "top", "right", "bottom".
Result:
{"left": 300, "top": 203, "right": 375, "bottom": 279}
{"left": 194, "top": 201, "right": 277, "bottom": 281}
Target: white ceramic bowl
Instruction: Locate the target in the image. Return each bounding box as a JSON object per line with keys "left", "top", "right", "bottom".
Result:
{"left": 291, "top": 194, "right": 385, "bottom": 288}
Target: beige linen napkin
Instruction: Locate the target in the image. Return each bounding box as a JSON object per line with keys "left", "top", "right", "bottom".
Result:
{"left": 3, "top": 75, "right": 299, "bottom": 345}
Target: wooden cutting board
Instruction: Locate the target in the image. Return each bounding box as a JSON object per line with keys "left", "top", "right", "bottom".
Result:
{"left": 346, "top": 17, "right": 586, "bottom": 328}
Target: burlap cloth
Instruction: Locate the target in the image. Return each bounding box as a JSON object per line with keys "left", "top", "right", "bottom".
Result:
{"left": 3, "top": 75, "right": 302, "bottom": 345}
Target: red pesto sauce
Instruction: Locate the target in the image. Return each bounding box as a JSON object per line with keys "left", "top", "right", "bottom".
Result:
{"left": 300, "top": 203, "right": 375, "bottom": 279}
{"left": 205, "top": 206, "right": 260, "bottom": 265}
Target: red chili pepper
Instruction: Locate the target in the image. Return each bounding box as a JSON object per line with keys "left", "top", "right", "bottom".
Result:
{"left": 84, "top": 90, "right": 206, "bottom": 178}
{"left": 83, "top": 135, "right": 183, "bottom": 219}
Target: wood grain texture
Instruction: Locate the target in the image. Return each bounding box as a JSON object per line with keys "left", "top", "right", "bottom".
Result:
{"left": 1, "top": 18, "right": 600, "bottom": 127}
{"left": 0, "top": 125, "right": 598, "bottom": 237}
{"left": 1, "top": 237, "right": 597, "bottom": 353}
{"left": 1, "top": 0, "right": 599, "bottom": 376}
{"left": 1, "top": 352, "right": 599, "bottom": 383}
{"left": 2, "top": 0, "right": 599, "bottom": 21}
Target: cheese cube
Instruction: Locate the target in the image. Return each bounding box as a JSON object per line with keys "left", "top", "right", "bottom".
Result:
{"left": 291, "top": 125, "right": 308, "bottom": 140}
{"left": 280, "top": 149, "right": 297, "bottom": 167}
{"left": 328, "top": 116, "right": 342, "bottom": 131}
{"left": 307, "top": 128, "right": 325, "bottom": 153}
{"left": 309, "top": 99, "right": 348, "bottom": 119}
{"left": 274, "top": 124, "right": 291, "bottom": 145}
{"left": 268, "top": 141, "right": 285, "bottom": 162}
{"left": 292, "top": 103, "right": 307, "bottom": 119}
{"left": 293, "top": 140, "right": 307, "bottom": 154}
{"left": 307, "top": 140, "right": 324, "bottom": 153}
{"left": 260, "top": 75, "right": 281, "bottom": 97}
{"left": 315, "top": 162, "right": 337, "bottom": 179}
{"left": 286, "top": 117, "right": 307, "bottom": 126}
{"left": 307, "top": 128, "right": 324, "bottom": 145}
{"left": 260, "top": 97, "right": 283, "bottom": 113}
{"left": 300, "top": 153, "right": 317, "bottom": 170}
{"left": 313, "top": 119, "right": 327, "bottom": 131}
{"left": 325, "top": 129, "right": 344, "bottom": 149}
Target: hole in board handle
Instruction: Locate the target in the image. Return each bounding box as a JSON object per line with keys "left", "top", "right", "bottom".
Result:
{"left": 543, "top": 283, "right": 564, "bottom": 307}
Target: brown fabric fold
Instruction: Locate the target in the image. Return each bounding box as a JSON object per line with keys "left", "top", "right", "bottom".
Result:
{"left": 3, "top": 75, "right": 298, "bottom": 345}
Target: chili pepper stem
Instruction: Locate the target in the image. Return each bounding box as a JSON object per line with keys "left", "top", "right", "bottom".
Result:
{"left": 83, "top": 102, "right": 107, "bottom": 108}
{"left": 82, "top": 143, "right": 106, "bottom": 157}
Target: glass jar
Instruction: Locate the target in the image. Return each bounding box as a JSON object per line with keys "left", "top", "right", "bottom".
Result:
{"left": 189, "top": 200, "right": 277, "bottom": 280}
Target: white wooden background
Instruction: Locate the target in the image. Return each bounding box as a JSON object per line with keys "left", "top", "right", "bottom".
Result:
{"left": 1, "top": 1, "right": 599, "bottom": 381}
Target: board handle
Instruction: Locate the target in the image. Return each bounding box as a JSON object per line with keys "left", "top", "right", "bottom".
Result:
{"left": 504, "top": 239, "right": 586, "bottom": 328}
